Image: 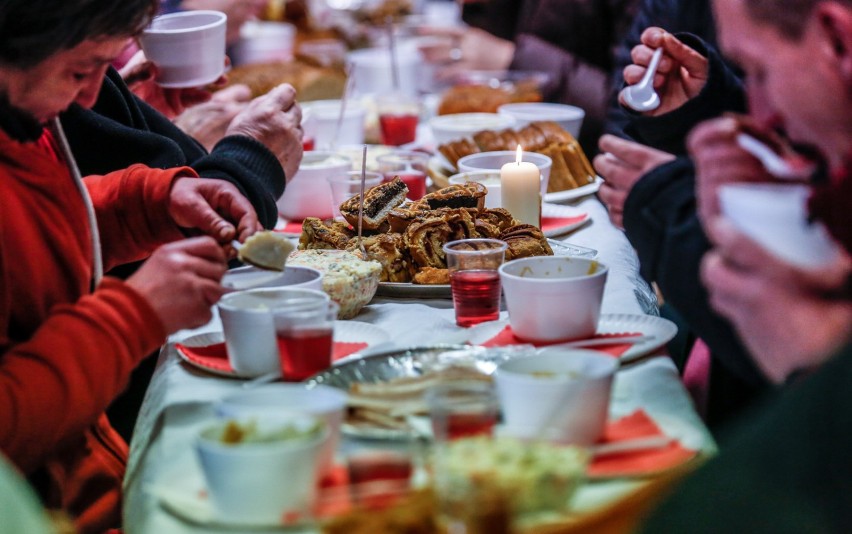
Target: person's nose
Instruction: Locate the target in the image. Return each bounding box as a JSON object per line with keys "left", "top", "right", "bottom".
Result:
{"left": 73, "top": 76, "right": 104, "bottom": 109}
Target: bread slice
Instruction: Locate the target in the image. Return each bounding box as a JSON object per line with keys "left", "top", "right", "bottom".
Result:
{"left": 340, "top": 177, "right": 408, "bottom": 231}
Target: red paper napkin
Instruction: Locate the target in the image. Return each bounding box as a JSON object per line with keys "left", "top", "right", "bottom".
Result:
{"left": 275, "top": 220, "right": 305, "bottom": 235}
{"left": 480, "top": 325, "right": 640, "bottom": 358}
{"left": 541, "top": 214, "right": 588, "bottom": 233}
{"left": 588, "top": 410, "right": 698, "bottom": 478}
{"left": 175, "top": 341, "right": 369, "bottom": 375}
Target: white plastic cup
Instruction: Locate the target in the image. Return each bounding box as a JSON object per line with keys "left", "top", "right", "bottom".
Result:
{"left": 139, "top": 10, "right": 227, "bottom": 88}
{"left": 718, "top": 183, "right": 843, "bottom": 268}
{"left": 276, "top": 152, "right": 351, "bottom": 221}
{"left": 458, "top": 151, "right": 552, "bottom": 199}
{"left": 497, "top": 103, "right": 585, "bottom": 140}
{"left": 326, "top": 171, "right": 383, "bottom": 221}
{"left": 346, "top": 45, "right": 423, "bottom": 98}
{"left": 231, "top": 21, "right": 296, "bottom": 65}
{"left": 301, "top": 100, "right": 366, "bottom": 150}
{"left": 218, "top": 288, "right": 330, "bottom": 377}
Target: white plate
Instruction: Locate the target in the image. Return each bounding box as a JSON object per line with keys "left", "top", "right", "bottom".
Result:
{"left": 374, "top": 240, "right": 598, "bottom": 299}
{"left": 545, "top": 176, "right": 603, "bottom": 203}
{"left": 463, "top": 313, "right": 678, "bottom": 363}
{"left": 147, "top": 476, "right": 312, "bottom": 530}
{"left": 541, "top": 202, "right": 590, "bottom": 237}
{"left": 175, "top": 321, "right": 391, "bottom": 378}
{"left": 430, "top": 155, "right": 603, "bottom": 203}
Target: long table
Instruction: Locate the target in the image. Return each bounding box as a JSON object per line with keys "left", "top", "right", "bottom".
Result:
{"left": 122, "top": 196, "right": 715, "bottom": 533}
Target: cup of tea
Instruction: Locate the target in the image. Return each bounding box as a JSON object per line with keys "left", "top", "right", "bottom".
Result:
{"left": 376, "top": 150, "right": 429, "bottom": 200}
{"left": 427, "top": 381, "right": 499, "bottom": 442}
{"left": 376, "top": 93, "right": 420, "bottom": 146}
{"left": 270, "top": 291, "right": 338, "bottom": 381}
{"left": 442, "top": 239, "right": 508, "bottom": 327}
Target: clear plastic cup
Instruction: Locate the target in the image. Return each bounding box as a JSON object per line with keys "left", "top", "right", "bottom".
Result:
{"left": 326, "top": 171, "right": 383, "bottom": 222}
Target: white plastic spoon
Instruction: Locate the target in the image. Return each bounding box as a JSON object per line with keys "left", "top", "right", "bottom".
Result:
{"left": 621, "top": 48, "right": 664, "bottom": 112}
{"left": 736, "top": 133, "right": 815, "bottom": 180}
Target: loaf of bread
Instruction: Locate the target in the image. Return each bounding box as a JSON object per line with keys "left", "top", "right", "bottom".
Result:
{"left": 222, "top": 59, "right": 347, "bottom": 101}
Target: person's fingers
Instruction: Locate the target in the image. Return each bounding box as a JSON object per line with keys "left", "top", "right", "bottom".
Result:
{"left": 212, "top": 84, "right": 252, "bottom": 103}
{"left": 264, "top": 83, "right": 298, "bottom": 111}
{"left": 705, "top": 218, "right": 781, "bottom": 273}
{"left": 598, "top": 134, "right": 667, "bottom": 168}
{"left": 687, "top": 116, "right": 740, "bottom": 153}
{"left": 163, "top": 236, "right": 228, "bottom": 264}
{"left": 660, "top": 32, "right": 708, "bottom": 77}
{"left": 639, "top": 26, "right": 668, "bottom": 48}
{"left": 598, "top": 184, "right": 628, "bottom": 214}
{"left": 415, "top": 25, "right": 467, "bottom": 39}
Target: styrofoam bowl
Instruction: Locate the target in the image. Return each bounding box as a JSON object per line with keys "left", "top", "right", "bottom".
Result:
{"left": 499, "top": 256, "right": 608, "bottom": 342}
{"left": 429, "top": 113, "right": 516, "bottom": 145}
{"left": 276, "top": 151, "right": 351, "bottom": 220}
{"left": 495, "top": 349, "right": 617, "bottom": 445}
{"left": 222, "top": 265, "right": 323, "bottom": 292}
{"left": 498, "top": 103, "right": 585, "bottom": 139}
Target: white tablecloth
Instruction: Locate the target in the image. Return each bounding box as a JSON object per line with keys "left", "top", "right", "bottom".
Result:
{"left": 123, "top": 197, "right": 714, "bottom": 533}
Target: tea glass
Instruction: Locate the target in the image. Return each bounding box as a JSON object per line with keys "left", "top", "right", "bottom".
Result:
{"left": 427, "top": 381, "right": 499, "bottom": 442}
{"left": 376, "top": 93, "right": 420, "bottom": 146}
{"left": 442, "top": 239, "right": 508, "bottom": 327}
{"left": 376, "top": 150, "right": 430, "bottom": 200}
{"left": 271, "top": 293, "right": 338, "bottom": 381}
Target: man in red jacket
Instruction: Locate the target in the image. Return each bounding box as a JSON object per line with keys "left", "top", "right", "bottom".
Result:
{"left": 0, "top": 0, "right": 265, "bottom": 531}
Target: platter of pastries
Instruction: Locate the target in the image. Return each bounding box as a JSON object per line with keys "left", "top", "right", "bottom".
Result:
{"left": 297, "top": 178, "right": 555, "bottom": 297}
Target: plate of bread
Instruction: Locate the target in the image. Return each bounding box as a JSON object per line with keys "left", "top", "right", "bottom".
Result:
{"left": 431, "top": 121, "right": 602, "bottom": 203}
{"left": 296, "top": 178, "right": 559, "bottom": 298}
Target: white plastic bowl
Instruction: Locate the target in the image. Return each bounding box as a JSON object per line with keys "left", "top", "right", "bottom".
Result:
{"left": 222, "top": 265, "right": 323, "bottom": 292}
{"left": 457, "top": 150, "right": 552, "bottom": 197}
{"left": 497, "top": 103, "right": 585, "bottom": 139}
{"left": 196, "top": 414, "right": 326, "bottom": 525}
{"left": 215, "top": 383, "right": 347, "bottom": 478}
{"left": 231, "top": 21, "right": 296, "bottom": 65}
{"left": 495, "top": 348, "right": 617, "bottom": 445}
{"left": 276, "top": 151, "right": 351, "bottom": 221}
{"left": 139, "top": 11, "right": 227, "bottom": 88}
{"left": 429, "top": 113, "right": 516, "bottom": 145}
{"left": 499, "top": 256, "right": 608, "bottom": 342}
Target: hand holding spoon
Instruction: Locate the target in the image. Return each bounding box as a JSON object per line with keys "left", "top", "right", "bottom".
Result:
{"left": 621, "top": 48, "right": 664, "bottom": 113}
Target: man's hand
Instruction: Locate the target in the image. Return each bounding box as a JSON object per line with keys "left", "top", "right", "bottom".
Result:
{"left": 688, "top": 116, "right": 773, "bottom": 224}
{"left": 173, "top": 84, "right": 252, "bottom": 151}
{"left": 701, "top": 218, "right": 852, "bottom": 383}
{"left": 119, "top": 50, "right": 226, "bottom": 119}
{"left": 593, "top": 134, "right": 675, "bottom": 228}
{"left": 416, "top": 26, "right": 515, "bottom": 81}
{"left": 620, "top": 27, "right": 709, "bottom": 116}
{"left": 126, "top": 237, "right": 229, "bottom": 333}
{"left": 225, "top": 83, "right": 304, "bottom": 181}
{"left": 168, "top": 177, "right": 262, "bottom": 244}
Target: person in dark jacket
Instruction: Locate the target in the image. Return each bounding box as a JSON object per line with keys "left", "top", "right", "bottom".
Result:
{"left": 418, "top": 0, "right": 640, "bottom": 155}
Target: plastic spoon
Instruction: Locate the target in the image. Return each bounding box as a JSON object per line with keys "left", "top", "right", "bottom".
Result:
{"left": 736, "top": 133, "right": 815, "bottom": 180}
{"left": 621, "top": 48, "right": 664, "bottom": 112}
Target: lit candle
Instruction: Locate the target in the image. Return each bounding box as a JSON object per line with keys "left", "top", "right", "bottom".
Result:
{"left": 500, "top": 145, "right": 541, "bottom": 226}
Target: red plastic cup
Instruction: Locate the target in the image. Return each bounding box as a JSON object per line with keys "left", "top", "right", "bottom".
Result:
{"left": 442, "top": 239, "right": 508, "bottom": 328}
{"left": 272, "top": 300, "right": 338, "bottom": 381}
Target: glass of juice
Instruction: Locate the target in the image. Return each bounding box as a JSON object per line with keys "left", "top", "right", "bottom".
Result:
{"left": 442, "top": 238, "right": 508, "bottom": 327}
{"left": 427, "top": 381, "right": 499, "bottom": 442}
{"left": 271, "top": 298, "right": 338, "bottom": 381}
{"left": 376, "top": 93, "right": 420, "bottom": 146}
{"left": 376, "top": 150, "right": 429, "bottom": 200}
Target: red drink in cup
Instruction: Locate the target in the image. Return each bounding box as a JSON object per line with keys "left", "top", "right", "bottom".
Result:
{"left": 449, "top": 270, "right": 501, "bottom": 327}
{"left": 379, "top": 113, "right": 418, "bottom": 146}
{"left": 445, "top": 411, "right": 498, "bottom": 439}
{"left": 276, "top": 326, "right": 333, "bottom": 381}
{"left": 272, "top": 298, "right": 338, "bottom": 381}
{"left": 383, "top": 170, "right": 427, "bottom": 200}
{"left": 428, "top": 382, "right": 499, "bottom": 443}
{"left": 302, "top": 136, "right": 315, "bottom": 151}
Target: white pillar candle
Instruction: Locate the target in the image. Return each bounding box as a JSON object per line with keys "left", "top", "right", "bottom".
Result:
{"left": 500, "top": 145, "right": 541, "bottom": 226}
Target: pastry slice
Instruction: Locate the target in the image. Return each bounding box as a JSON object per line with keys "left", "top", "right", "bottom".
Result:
{"left": 339, "top": 177, "right": 408, "bottom": 231}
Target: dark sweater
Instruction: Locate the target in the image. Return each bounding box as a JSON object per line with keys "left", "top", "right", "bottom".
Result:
{"left": 640, "top": 342, "right": 852, "bottom": 533}
{"left": 60, "top": 67, "right": 285, "bottom": 229}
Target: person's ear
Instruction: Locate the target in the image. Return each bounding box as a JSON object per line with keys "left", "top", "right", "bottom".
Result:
{"left": 816, "top": 2, "right": 852, "bottom": 84}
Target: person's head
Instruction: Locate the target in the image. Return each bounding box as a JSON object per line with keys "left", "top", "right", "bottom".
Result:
{"left": 713, "top": 0, "right": 852, "bottom": 166}
{"left": 0, "top": 0, "right": 158, "bottom": 123}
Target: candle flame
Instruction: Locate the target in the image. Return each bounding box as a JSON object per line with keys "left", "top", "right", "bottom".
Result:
{"left": 515, "top": 144, "right": 523, "bottom": 165}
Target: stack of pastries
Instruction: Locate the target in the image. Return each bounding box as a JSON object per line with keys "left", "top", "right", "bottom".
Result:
{"left": 438, "top": 121, "right": 596, "bottom": 193}
{"left": 298, "top": 178, "right": 553, "bottom": 284}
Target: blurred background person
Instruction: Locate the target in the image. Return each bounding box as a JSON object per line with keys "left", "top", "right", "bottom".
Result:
{"left": 418, "top": 0, "right": 640, "bottom": 154}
